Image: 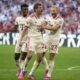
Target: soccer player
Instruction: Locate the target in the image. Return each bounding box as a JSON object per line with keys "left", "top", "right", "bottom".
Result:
{"left": 41, "top": 5, "right": 64, "bottom": 80}
{"left": 3, "top": 4, "right": 29, "bottom": 80}
{"left": 19, "top": 3, "right": 49, "bottom": 80}
{"left": 13, "top": 4, "right": 31, "bottom": 80}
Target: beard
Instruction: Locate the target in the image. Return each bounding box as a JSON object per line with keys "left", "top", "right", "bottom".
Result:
{"left": 52, "top": 13, "right": 57, "bottom": 18}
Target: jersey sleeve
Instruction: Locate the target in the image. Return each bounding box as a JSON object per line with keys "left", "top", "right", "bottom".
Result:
{"left": 58, "top": 18, "right": 64, "bottom": 27}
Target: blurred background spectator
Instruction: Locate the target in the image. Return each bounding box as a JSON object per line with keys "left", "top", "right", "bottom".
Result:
{"left": 0, "top": 0, "right": 80, "bottom": 34}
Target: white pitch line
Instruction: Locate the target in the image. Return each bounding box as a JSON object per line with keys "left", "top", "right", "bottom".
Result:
{"left": 0, "top": 67, "right": 80, "bottom": 72}
{"left": 67, "top": 66, "right": 80, "bottom": 70}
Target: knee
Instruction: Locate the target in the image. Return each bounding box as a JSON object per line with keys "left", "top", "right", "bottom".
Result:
{"left": 14, "top": 53, "right": 20, "bottom": 61}
{"left": 42, "top": 52, "right": 46, "bottom": 57}
{"left": 37, "top": 58, "right": 42, "bottom": 63}
{"left": 21, "top": 52, "right": 27, "bottom": 60}
{"left": 37, "top": 55, "right": 43, "bottom": 63}
{"left": 27, "top": 54, "right": 32, "bottom": 61}
{"left": 49, "top": 53, "right": 56, "bottom": 61}
{"left": 27, "top": 51, "right": 32, "bottom": 61}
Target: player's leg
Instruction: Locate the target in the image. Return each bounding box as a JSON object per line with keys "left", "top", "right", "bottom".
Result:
{"left": 20, "top": 43, "right": 27, "bottom": 69}
{"left": 43, "top": 45, "right": 58, "bottom": 80}
{"left": 43, "top": 53, "right": 56, "bottom": 80}
{"left": 28, "top": 53, "right": 43, "bottom": 80}
{"left": 18, "top": 51, "right": 27, "bottom": 79}
{"left": 20, "top": 51, "right": 27, "bottom": 70}
{"left": 33, "top": 52, "right": 49, "bottom": 73}
{"left": 20, "top": 50, "right": 32, "bottom": 73}
{"left": 41, "top": 37, "right": 49, "bottom": 71}
{"left": 18, "top": 43, "right": 33, "bottom": 80}
{"left": 22, "top": 37, "right": 33, "bottom": 71}
{"left": 28, "top": 59, "right": 38, "bottom": 80}
{"left": 28, "top": 57, "right": 49, "bottom": 80}
{"left": 36, "top": 42, "right": 49, "bottom": 71}
{"left": 25, "top": 37, "right": 37, "bottom": 80}
{"left": 14, "top": 53, "right": 20, "bottom": 68}
{"left": 28, "top": 52, "right": 48, "bottom": 77}
{"left": 27, "top": 39, "right": 43, "bottom": 80}
{"left": 14, "top": 41, "right": 21, "bottom": 68}
{"left": 14, "top": 42, "right": 22, "bottom": 77}
{"left": 41, "top": 52, "right": 49, "bottom": 73}
{"left": 28, "top": 41, "right": 48, "bottom": 80}
{"left": 30, "top": 52, "right": 49, "bottom": 79}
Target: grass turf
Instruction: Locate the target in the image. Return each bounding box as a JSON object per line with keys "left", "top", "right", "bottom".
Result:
{"left": 0, "top": 45, "right": 80, "bottom": 80}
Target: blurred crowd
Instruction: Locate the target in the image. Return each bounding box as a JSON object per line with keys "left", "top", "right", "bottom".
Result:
{"left": 0, "top": 0, "right": 80, "bottom": 34}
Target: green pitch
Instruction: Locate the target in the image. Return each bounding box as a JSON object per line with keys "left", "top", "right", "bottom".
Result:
{"left": 0, "top": 45, "right": 80, "bottom": 80}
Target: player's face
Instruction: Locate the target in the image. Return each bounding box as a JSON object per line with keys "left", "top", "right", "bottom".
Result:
{"left": 21, "top": 7, "right": 28, "bottom": 16}
{"left": 36, "top": 5, "right": 43, "bottom": 15}
{"left": 50, "top": 7, "right": 58, "bottom": 18}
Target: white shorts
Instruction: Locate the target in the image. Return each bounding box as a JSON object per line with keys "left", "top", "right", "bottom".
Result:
{"left": 27, "top": 36, "right": 47, "bottom": 53}
{"left": 14, "top": 40, "right": 27, "bottom": 53}
{"left": 47, "top": 36, "right": 60, "bottom": 54}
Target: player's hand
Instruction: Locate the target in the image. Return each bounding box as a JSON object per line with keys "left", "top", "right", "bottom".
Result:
{"left": 25, "top": 26, "right": 29, "bottom": 29}
{"left": 41, "top": 25, "right": 46, "bottom": 29}
{"left": 41, "top": 21, "right": 47, "bottom": 29}
{"left": 37, "top": 25, "right": 42, "bottom": 32}
{"left": 19, "top": 41, "right": 23, "bottom": 47}
{"left": 41, "top": 25, "right": 47, "bottom": 29}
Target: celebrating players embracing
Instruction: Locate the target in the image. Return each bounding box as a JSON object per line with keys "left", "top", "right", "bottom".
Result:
{"left": 41, "top": 5, "right": 64, "bottom": 80}
{"left": 19, "top": 3, "right": 49, "bottom": 80}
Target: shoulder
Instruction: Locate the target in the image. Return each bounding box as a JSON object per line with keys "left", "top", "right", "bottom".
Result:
{"left": 26, "top": 16, "right": 32, "bottom": 21}
{"left": 15, "top": 16, "right": 22, "bottom": 21}
{"left": 29, "top": 13, "right": 35, "bottom": 18}
{"left": 56, "top": 15, "right": 64, "bottom": 24}
{"left": 27, "top": 13, "right": 35, "bottom": 20}
{"left": 56, "top": 15, "right": 64, "bottom": 21}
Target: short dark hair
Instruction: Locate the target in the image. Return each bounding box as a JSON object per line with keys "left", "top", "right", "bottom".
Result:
{"left": 21, "top": 4, "right": 28, "bottom": 9}
{"left": 34, "top": 3, "right": 42, "bottom": 11}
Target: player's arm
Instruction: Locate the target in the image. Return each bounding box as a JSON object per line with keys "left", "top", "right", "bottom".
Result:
{"left": 42, "top": 18, "right": 64, "bottom": 31}
{"left": 20, "top": 26, "right": 28, "bottom": 41}
{"left": 44, "top": 24, "right": 60, "bottom": 31}
{"left": 19, "top": 26, "right": 29, "bottom": 46}
{"left": 19, "top": 17, "right": 31, "bottom": 46}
